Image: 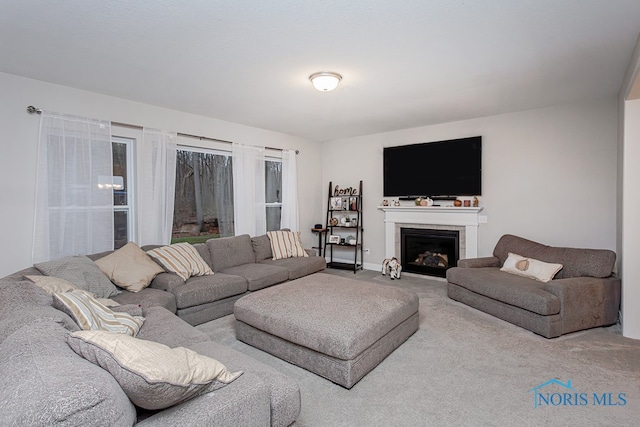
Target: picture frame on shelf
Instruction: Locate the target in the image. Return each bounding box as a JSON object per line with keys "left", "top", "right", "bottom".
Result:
{"left": 330, "top": 197, "right": 343, "bottom": 210}
{"left": 328, "top": 235, "right": 341, "bottom": 244}
{"left": 349, "top": 196, "right": 358, "bottom": 210}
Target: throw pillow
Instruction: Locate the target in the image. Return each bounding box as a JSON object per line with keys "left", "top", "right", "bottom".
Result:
{"left": 35, "top": 255, "right": 119, "bottom": 298}
{"left": 25, "top": 275, "right": 77, "bottom": 294}
{"left": 146, "top": 243, "right": 213, "bottom": 281}
{"left": 52, "top": 290, "right": 144, "bottom": 336}
{"left": 94, "top": 242, "right": 165, "bottom": 292}
{"left": 67, "top": 330, "right": 243, "bottom": 410}
{"left": 500, "top": 252, "right": 563, "bottom": 283}
{"left": 25, "top": 276, "right": 120, "bottom": 307}
{"left": 267, "top": 230, "right": 309, "bottom": 260}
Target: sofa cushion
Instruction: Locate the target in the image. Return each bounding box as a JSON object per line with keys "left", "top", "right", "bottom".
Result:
{"left": 260, "top": 255, "right": 327, "bottom": 280}
{"left": 147, "top": 243, "right": 214, "bottom": 281}
{"left": 0, "top": 322, "right": 136, "bottom": 426}
{"left": 0, "top": 279, "right": 79, "bottom": 342}
{"left": 170, "top": 273, "right": 248, "bottom": 309}
{"left": 221, "top": 263, "right": 289, "bottom": 291}
{"left": 67, "top": 330, "right": 243, "bottom": 410}
{"left": 95, "top": 241, "right": 165, "bottom": 292}
{"left": 188, "top": 339, "right": 301, "bottom": 427}
{"left": 134, "top": 372, "right": 271, "bottom": 427}
{"left": 446, "top": 267, "right": 561, "bottom": 316}
{"left": 53, "top": 290, "right": 145, "bottom": 336}
{"left": 500, "top": 252, "right": 563, "bottom": 283}
{"left": 35, "top": 255, "right": 119, "bottom": 298}
{"left": 493, "top": 234, "right": 616, "bottom": 279}
{"left": 137, "top": 306, "right": 210, "bottom": 348}
{"left": 266, "top": 230, "right": 309, "bottom": 260}
{"left": 207, "top": 234, "right": 256, "bottom": 271}
{"left": 252, "top": 234, "right": 273, "bottom": 262}
{"left": 111, "top": 286, "right": 177, "bottom": 313}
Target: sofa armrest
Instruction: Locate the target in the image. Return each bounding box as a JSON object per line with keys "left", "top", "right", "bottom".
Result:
{"left": 149, "top": 272, "right": 183, "bottom": 292}
{"left": 543, "top": 276, "right": 621, "bottom": 334}
{"left": 136, "top": 373, "right": 270, "bottom": 427}
{"left": 457, "top": 256, "right": 501, "bottom": 268}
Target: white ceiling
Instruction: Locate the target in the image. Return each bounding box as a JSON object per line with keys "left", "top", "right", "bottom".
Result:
{"left": 2, "top": 1, "right": 640, "bottom": 142}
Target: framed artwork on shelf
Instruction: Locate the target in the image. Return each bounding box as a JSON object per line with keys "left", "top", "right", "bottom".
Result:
{"left": 328, "top": 235, "right": 341, "bottom": 244}
{"left": 349, "top": 196, "right": 358, "bottom": 210}
{"left": 330, "top": 197, "right": 343, "bottom": 210}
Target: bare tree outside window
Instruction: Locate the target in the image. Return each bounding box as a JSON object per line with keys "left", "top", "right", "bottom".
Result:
{"left": 265, "top": 160, "right": 282, "bottom": 231}
{"left": 172, "top": 149, "right": 234, "bottom": 243}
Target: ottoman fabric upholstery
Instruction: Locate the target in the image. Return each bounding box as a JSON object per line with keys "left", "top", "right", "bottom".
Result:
{"left": 234, "top": 273, "right": 419, "bottom": 388}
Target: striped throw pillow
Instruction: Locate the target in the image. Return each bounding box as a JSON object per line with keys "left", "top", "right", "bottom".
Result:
{"left": 146, "top": 243, "right": 213, "bottom": 281}
{"left": 267, "top": 231, "right": 309, "bottom": 260}
{"left": 53, "top": 290, "right": 144, "bottom": 336}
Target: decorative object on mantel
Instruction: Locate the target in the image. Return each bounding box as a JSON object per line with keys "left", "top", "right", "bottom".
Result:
{"left": 393, "top": 200, "right": 401, "bottom": 207}
{"left": 381, "top": 199, "right": 389, "bottom": 206}
{"left": 473, "top": 196, "right": 479, "bottom": 207}
{"left": 381, "top": 257, "right": 402, "bottom": 280}
{"left": 454, "top": 199, "right": 462, "bottom": 207}
{"left": 414, "top": 197, "right": 433, "bottom": 207}
{"left": 464, "top": 200, "right": 471, "bottom": 207}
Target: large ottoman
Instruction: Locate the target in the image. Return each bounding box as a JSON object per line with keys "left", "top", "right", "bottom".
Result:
{"left": 233, "top": 272, "right": 419, "bottom": 388}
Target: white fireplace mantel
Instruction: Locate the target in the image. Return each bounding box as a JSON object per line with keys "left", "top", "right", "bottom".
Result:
{"left": 378, "top": 206, "right": 484, "bottom": 260}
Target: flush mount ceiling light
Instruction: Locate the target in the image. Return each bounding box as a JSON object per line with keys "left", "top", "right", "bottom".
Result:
{"left": 309, "top": 71, "right": 342, "bottom": 92}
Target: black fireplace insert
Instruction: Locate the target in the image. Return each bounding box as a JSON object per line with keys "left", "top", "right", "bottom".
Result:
{"left": 400, "top": 228, "right": 459, "bottom": 278}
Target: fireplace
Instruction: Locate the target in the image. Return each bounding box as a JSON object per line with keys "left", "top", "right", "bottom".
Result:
{"left": 401, "top": 228, "right": 459, "bottom": 278}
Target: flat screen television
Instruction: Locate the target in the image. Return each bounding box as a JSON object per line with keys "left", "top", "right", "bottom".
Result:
{"left": 383, "top": 136, "right": 482, "bottom": 198}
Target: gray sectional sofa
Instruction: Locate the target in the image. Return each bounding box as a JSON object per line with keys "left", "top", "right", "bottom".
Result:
{"left": 446, "top": 234, "right": 621, "bottom": 338}
{"left": 0, "top": 233, "right": 326, "bottom": 426}
{"left": 130, "top": 233, "right": 324, "bottom": 326}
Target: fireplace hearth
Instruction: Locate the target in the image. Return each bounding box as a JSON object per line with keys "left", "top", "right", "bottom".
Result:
{"left": 401, "top": 228, "right": 459, "bottom": 278}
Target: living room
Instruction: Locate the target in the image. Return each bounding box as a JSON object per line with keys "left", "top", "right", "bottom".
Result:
{"left": 1, "top": 2, "right": 640, "bottom": 338}
{"left": 0, "top": 2, "right": 640, "bottom": 424}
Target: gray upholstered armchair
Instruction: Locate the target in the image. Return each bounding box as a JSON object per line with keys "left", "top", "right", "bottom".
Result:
{"left": 446, "top": 234, "right": 621, "bottom": 338}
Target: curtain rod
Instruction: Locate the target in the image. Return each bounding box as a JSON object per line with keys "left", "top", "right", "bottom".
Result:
{"left": 27, "top": 106, "right": 299, "bottom": 154}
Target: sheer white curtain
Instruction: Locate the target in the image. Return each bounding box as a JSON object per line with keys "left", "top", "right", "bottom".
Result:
{"left": 280, "top": 149, "right": 299, "bottom": 231}
{"left": 32, "top": 112, "right": 114, "bottom": 263}
{"left": 232, "top": 143, "right": 266, "bottom": 236}
{"left": 136, "top": 128, "right": 177, "bottom": 246}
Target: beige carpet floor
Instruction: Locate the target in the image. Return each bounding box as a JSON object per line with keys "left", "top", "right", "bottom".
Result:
{"left": 197, "top": 269, "right": 640, "bottom": 426}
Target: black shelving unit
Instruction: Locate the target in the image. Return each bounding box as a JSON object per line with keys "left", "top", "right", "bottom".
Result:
{"left": 324, "top": 180, "right": 363, "bottom": 273}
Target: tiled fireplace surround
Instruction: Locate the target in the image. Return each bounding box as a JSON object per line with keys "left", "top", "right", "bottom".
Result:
{"left": 379, "top": 206, "right": 484, "bottom": 274}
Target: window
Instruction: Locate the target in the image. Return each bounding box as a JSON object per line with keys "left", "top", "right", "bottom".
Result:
{"left": 265, "top": 159, "right": 282, "bottom": 231}
{"left": 172, "top": 147, "right": 284, "bottom": 242}
{"left": 112, "top": 137, "right": 134, "bottom": 249}
{"left": 172, "top": 148, "right": 234, "bottom": 243}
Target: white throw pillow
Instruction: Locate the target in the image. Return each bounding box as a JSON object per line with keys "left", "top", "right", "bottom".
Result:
{"left": 500, "top": 252, "right": 563, "bottom": 283}
{"left": 67, "top": 330, "right": 243, "bottom": 410}
{"left": 26, "top": 275, "right": 77, "bottom": 294}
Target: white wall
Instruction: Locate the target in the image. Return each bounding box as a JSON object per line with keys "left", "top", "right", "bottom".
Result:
{"left": 621, "top": 99, "right": 640, "bottom": 339}
{"left": 0, "top": 72, "right": 323, "bottom": 277}
{"left": 322, "top": 97, "right": 619, "bottom": 269}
